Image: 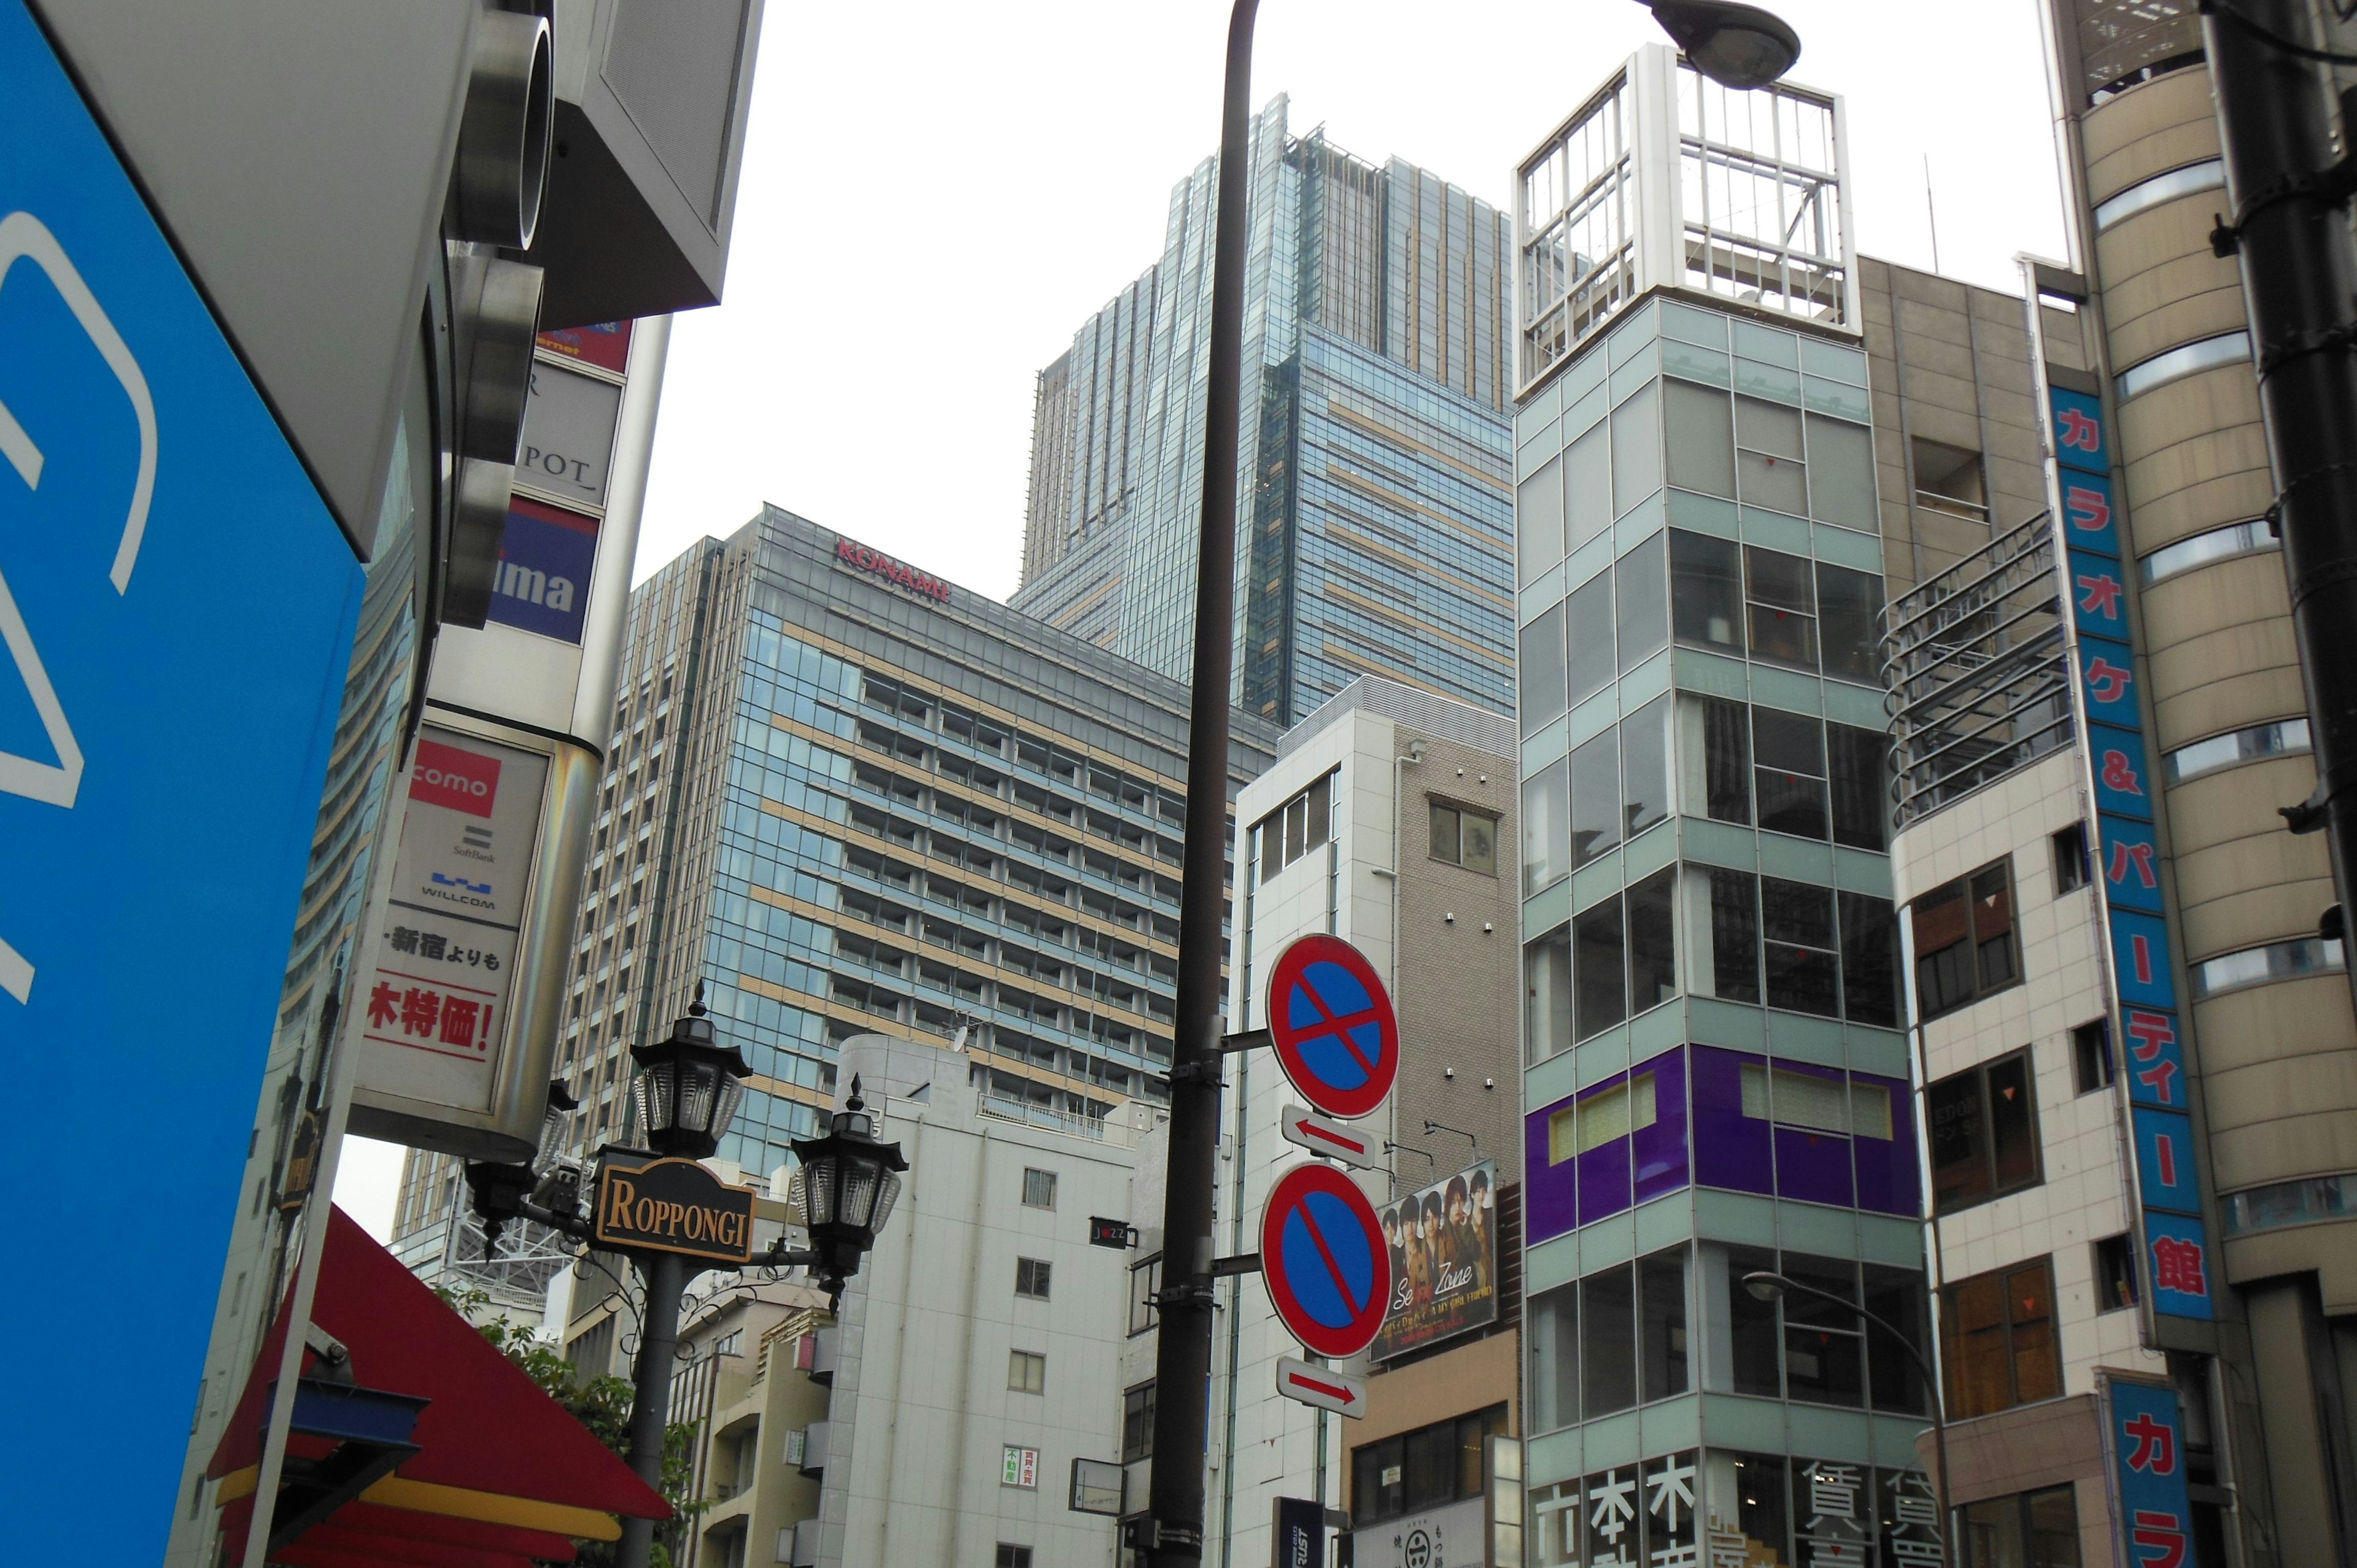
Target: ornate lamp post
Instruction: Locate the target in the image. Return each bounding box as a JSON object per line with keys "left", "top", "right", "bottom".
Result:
{"left": 475, "top": 985, "right": 907, "bottom": 1568}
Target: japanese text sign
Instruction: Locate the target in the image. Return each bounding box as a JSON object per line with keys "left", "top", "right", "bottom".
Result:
{"left": 2108, "top": 1377, "right": 2196, "bottom": 1565}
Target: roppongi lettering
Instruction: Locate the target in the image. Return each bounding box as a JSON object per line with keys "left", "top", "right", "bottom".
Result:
{"left": 597, "top": 1173, "right": 749, "bottom": 1249}
{"left": 835, "top": 535, "right": 950, "bottom": 603}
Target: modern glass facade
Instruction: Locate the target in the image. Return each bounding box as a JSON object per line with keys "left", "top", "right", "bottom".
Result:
{"left": 1016, "top": 98, "right": 1516, "bottom": 726}
{"left": 534, "top": 509, "right": 1276, "bottom": 1183}
{"left": 1514, "top": 56, "right": 1934, "bottom": 1565}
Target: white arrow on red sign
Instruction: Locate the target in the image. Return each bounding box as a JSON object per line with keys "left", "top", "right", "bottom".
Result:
{"left": 1278, "top": 1105, "right": 1379, "bottom": 1170}
{"left": 1276, "top": 1355, "right": 1367, "bottom": 1418}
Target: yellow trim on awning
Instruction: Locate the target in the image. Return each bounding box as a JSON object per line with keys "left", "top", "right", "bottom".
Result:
{"left": 211, "top": 1466, "right": 626, "bottom": 1542}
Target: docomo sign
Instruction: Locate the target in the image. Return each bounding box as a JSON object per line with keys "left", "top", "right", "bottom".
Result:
{"left": 409, "top": 738, "right": 500, "bottom": 818}
{"left": 835, "top": 535, "right": 950, "bottom": 604}
{"left": 592, "top": 1157, "right": 757, "bottom": 1265}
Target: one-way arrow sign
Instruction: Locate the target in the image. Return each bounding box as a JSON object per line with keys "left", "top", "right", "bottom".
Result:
{"left": 1278, "top": 1105, "right": 1379, "bottom": 1170}
{"left": 1276, "top": 1356, "right": 1367, "bottom": 1418}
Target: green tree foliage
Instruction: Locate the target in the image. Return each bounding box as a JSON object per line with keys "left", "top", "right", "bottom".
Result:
{"left": 436, "top": 1286, "right": 705, "bottom": 1568}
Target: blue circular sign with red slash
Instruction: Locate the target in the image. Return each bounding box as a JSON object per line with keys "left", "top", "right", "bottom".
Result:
{"left": 1265, "top": 933, "right": 1398, "bottom": 1120}
{"left": 1261, "top": 1162, "right": 1391, "bottom": 1359}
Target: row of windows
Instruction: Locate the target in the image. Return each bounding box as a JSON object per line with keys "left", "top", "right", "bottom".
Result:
{"left": 1348, "top": 1405, "right": 1509, "bottom": 1527}
{"left": 1526, "top": 866, "right": 1900, "bottom": 1057}
{"left": 1527, "top": 1244, "right": 1930, "bottom": 1432}
{"left": 1519, "top": 531, "right": 1883, "bottom": 749}
{"left": 1254, "top": 770, "right": 1333, "bottom": 881}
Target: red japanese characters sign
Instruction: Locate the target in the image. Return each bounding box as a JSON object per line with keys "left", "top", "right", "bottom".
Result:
{"left": 361, "top": 968, "right": 500, "bottom": 1062}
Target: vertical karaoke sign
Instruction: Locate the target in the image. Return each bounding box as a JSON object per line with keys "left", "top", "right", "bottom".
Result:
{"left": 2048, "top": 371, "right": 2215, "bottom": 1324}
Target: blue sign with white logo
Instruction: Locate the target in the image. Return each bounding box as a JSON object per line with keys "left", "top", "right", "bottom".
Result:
{"left": 487, "top": 496, "right": 598, "bottom": 644}
{"left": 0, "top": 2, "right": 365, "bottom": 1549}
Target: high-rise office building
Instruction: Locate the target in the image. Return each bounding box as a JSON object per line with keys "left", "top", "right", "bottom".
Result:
{"left": 1015, "top": 96, "right": 1519, "bottom": 726}
{"left": 391, "top": 506, "right": 1280, "bottom": 1268}
{"left": 1511, "top": 50, "right": 1942, "bottom": 1567}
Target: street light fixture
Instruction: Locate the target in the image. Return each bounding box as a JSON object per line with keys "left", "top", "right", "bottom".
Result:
{"left": 781, "top": 1076, "right": 908, "bottom": 1296}
{"left": 1139, "top": 3, "right": 1804, "bottom": 1561}
{"left": 1739, "top": 1271, "right": 1954, "bottom": 1568}
{"left": 627, "top": 982, "right": 750, "bottom": 1160}
{"left": 1646, "top": 1, "right": 1802, "bottom": 90}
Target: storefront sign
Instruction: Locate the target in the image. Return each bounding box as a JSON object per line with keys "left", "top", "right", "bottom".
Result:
{"left": 2103, "top": 1375, "right": 2194, "bottom": 1568}
{"left": 535, "top": 319, "right": 632, "bottom": 376}
{"left": 2042, "top": 368, "right": 2215, "bottom": 1323}
{"left": 834, "top": 535, "right": 951, "bottom": 603}
{"left": 1371, "top": 1159, "right": 1498, "bottom": 1362}
{"left": 1357, "top": 1497, "right": 1479, "bottom": 1568}
{"left": 516, "top": 358, "right": 622, "bottom": 511}
{"left": 1274, "top": 1496, "right": 1327, "bottom": 1568}
{"left": 354, "top": 728, "right": 548, "bottom": 1113}
{"left": 592, "top": 1156, "right": 756, "bottom": 1264}
{"left": 487, "top": 496, "right": 598, "bottom": 644}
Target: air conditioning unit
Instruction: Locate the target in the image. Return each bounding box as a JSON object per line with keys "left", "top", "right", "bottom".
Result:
{"left": 779, "top": 1519, "right": 819, "bottom": 1567}
{"left": 796, "top": 1421, "right": 829, "bottom": 1477}
{"left": 810, "top": 1326, "right": 837, "bottom": 1385}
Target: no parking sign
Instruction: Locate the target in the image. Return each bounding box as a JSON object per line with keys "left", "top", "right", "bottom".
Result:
{"left": 1265, "top": 933, "right": 1398, "bottom": 1119}
{"left": 1261, "top": 1161, "right": 1391, "bottom": 1358}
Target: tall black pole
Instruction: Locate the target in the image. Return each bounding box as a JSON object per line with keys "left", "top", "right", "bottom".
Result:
{"left": 618, "top": 1249, "right": 687, "bottom": 1568}
{"left": 1144, "top": 2, "right": 1258, "bottom": 1562}
{"left": 2205, "top": 0, "right": 2357, "bottom": 1019}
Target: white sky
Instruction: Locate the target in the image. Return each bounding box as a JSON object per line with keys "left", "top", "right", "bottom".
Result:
{"left": 335, "top": 0, "right": 2072, "bottom": 1241}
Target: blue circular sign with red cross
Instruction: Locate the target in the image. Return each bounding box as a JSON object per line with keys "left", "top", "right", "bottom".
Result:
{"left": 1260, "top": 1161, "right": 1391, "bottom": 1359}
{"left": 1265, "top": 933, "right": 1398, "bottom": 1120}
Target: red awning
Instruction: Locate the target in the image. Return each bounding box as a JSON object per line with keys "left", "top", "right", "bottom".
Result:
{"left": 209, "top": 1206, "right": 666, "bottom": 1564}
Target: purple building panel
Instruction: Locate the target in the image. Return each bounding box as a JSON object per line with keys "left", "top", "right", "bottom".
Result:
{"left": 1632, "top": 1046, "right": 1690, "bottom": 1203}
{"left": 1692, "top": 1045, "right": 1774, "bottom": 1195}
{"left": 1577, "top": 1071, "right": 1634, "bottom": 1224}
{"left": 1851, "top": 1069, "right": 1921, "bottom": 1216}
{"left": 1525, "top": 1095, "right": 1577, "bottom": 1246}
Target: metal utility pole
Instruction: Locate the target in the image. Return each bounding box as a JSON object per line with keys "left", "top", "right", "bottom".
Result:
{"left": 616, "top": 1251, "right": 686, "bottom": 1568}
{"left": 2205, "top": 0, "right": 2357, "bottom": 1016}
{"left": 1142, "top": 1, "right": 1260, "bottom": 1559}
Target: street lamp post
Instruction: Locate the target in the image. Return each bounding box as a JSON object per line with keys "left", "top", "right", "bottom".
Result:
{"left": 1139, "top": 6, "right": 1803, "bottom": 1563}
{"left": 474, "top": 987, "right": 907, "bottom": 1568}
{"left": 1741, "top": 1271, "right": 1954, "bottom": 1568}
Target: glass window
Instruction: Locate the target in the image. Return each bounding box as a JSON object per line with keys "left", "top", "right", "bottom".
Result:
{"left": 1693, "top": 695, "right": 1751, "bottom": 824}
{"left": 2094, "top": 157, "right": 2224, "bottom": 229}
{"left": 1430, "top": 800, "right": 1460, "bottom": 862}
{"left": 1611, "top": 379, "right": 1663, "bottom": 515}
{"left": 2117, "top": 330, "right": 2250, "bottom": 401}
{"left": 1639, "top": 1247, "right": 1690, "bottom": 1402}
{"left": 2162, "top": 715, "right": 2309, "bottom": 784}
{"left": 1566, "top": 419, "right": 1612, "bottom": 547}
{"left": 1943, "top": 1257, "right": 2062, "bottom": 1418}
{"left": 2188, "top": 935, "right": 2346, "bottom": 998}
{"left": 1816, "top": 563, "right": 1883, "bottom": 685}
{"left": 1628, "top": 867, "right": 1678, "bottom": 1014}
{"left": 1404, "top": 1423, "right": 1456, "bottom": 1511}
{"left": 1571, "top": 729, "right": 1620, "bottom": 867}
{"left": 1431, "top": 801, "right": 1498, "bottom": 873}
{"left": 1724, "top": 1243, "right": 1782, "bottom": 1397}
{"left": 1129, "top": 1255, "right": 1161, "bottom": 1335}
{"left": 1863, "top": 1263, "right": 1930, "bottom": 1415}
{"left": 1624, "top": 695, "right": 1672, "bottom": 838}
{"left": 1781, "top": 1254, "right": 1864, "bottom": 1408}
{"left": 1575, "top": 896, "right": 1627, "bottom": 1039}
{"left": 1008, "top": 1349, "right": 1046, "bottom": 1392}
{"left": 2138, "top": 515, "right": 2277, "bottom": 587}
{"left": 2072, "top": 1019, "right": 2113, "bottom": 1094}
{"left": 1737, "top": 396, "right": 1807, "bottom": 514}
{"left": 2094, "top": 1234, "right": 2138, "bottom": 1313}
{"left": 1762, "top": 876, "right": 1838, "bottom": 1015}
{"left": 2052, "top": 822, "right": 2089, "bottom": 894}
{"left": 1520, "top": 602, "right": 1568, "bottom": 737}
{"left": 1525, "top": 926, "right": 1573, "bottom": 1065}
{"left": 1529, "top": 1283, "right": 1579, "bottom": 1431}
{"left": 1123, "top": 1381, "right": 1156, "bottom": 1460}
{"left": 1566, "top": 571, "right": 1617, "bottom": 709}
{"left": 1523, "top": 757, "right": 1569, "bottom": 896}
{"left": 1837, "top": 891, "right": 1899, "bottom": 1027}
{"left": 1805, "top": 413, "right": 1878, "bottom": 532}
{"left": 1754, "top": 708, "right": 1829, "bottom": 840}
{"left": 1015, "top": 1257, "right": 1051, "bottom": 1299}
{"left": 1736, "top": 392, "right": 1803, "bottom": 457}
{"left": 1745, "top": 547, "right": 1818, "bottom": 668}
{"left": 1664, "top": 379, "right": 1736, "bottom": 497}
{"left": 1827, "top": 723, "right": 1887, "bottom": 850}
{"left": 1256, "top": 771, "right": 1336, "bottom": 880}
{"left": 1582, "top": 1263, "right": 1638, "bottom": 1416}
{"left": 1517, "top": 454, "right": 1566, "bottom": 585}
{"left": 1927, "top": 1048, "right": 2041, "bottom": 1214}
{"left": 1669, "top": 529, "right": 1744, "bottom": 655}
{"left": 1910, "top": 857, "right": 2021, "bottom": 1019}
{"left": 1708, "top": 868, "right": 1763, "bottom": 1003}
{"left": 1021, "top": 1168, "right": 1057, "bottom": 1208}
{"left": 1616, "top": 531, "right": 1669, "bottom": 670}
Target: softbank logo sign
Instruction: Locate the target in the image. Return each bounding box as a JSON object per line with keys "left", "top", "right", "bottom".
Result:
{"left": 411, "top": 739, "right": 501, "bottom": 819}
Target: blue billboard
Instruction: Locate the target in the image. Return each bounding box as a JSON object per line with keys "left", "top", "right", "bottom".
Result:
{"left": 0, "top": 1, "right": 366, "bottom": 1549}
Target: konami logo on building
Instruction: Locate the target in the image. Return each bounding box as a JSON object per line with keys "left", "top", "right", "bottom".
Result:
{"left": 835, "top": 535, "right": 951, "bottom": 604}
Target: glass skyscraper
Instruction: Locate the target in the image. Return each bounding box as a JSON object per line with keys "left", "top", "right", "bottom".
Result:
{"left": 1512, "top": 51, "right": 1939, "bottom": 1566}
{"left": 1015, "top": 96, "right": 1518, "bottom": 727}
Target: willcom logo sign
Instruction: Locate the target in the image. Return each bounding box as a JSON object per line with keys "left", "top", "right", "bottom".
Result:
{"left": 410, "top": 739, "right": 500, "bottom": 819}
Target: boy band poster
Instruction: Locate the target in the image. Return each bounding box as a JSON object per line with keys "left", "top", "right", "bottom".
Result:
{"left": 1371, "top": 1158, "right": 1498, "bottom": 1361}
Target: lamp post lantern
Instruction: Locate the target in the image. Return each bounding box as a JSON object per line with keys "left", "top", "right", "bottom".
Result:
{"left": 1741, "top": 1271, "right": 1954, "bottom": 1568}
{"left": 473, "top": 987, "right": 907, "bottom": 1568}
{"left": 1138, "top": 5, "right": 1802, "bottom": 1561}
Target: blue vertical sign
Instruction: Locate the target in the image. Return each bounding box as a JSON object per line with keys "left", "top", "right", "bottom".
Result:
{"left": 0, "top": 2, "right": 366, "bottom": 1551}
{"left": 2107, "top": 1377, "right": 2196, "bottom": 1568}
{"left": 2048, "top": 373, "right": 2215, "bottom": 1322}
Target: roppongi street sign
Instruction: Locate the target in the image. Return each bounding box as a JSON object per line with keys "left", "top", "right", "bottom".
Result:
{"left": 0, "top": 0, "right": 365, "bottom": 1551}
